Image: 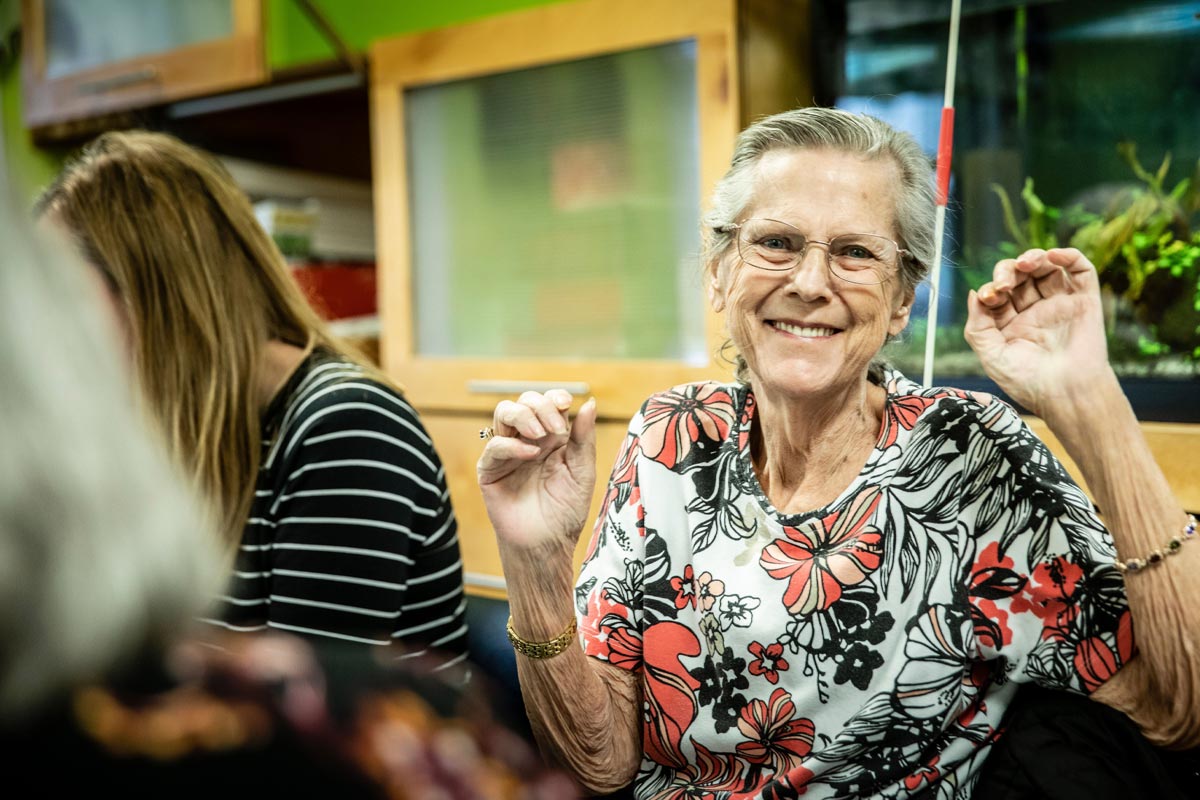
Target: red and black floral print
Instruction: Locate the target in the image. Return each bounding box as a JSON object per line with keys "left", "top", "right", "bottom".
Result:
{"left": 641, "top": 384, "right": 737, "bottom": 471}
{"left": 760, "top": 487, "right": 884, "bottom": 615}
{"left": 577, "top": 370, "right": 1131, "bottom": 799}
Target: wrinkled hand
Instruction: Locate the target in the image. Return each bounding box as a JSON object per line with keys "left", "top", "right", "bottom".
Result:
{"left": 965, "top": 247, "right": 1114, "bottom": 418}
{"left": 477, "top": 390, "right": 597, "bottom": 556}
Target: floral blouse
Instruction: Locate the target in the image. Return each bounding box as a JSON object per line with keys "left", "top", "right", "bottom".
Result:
{"left": 577, "top": 369, "right": 1133, "bottom": 799}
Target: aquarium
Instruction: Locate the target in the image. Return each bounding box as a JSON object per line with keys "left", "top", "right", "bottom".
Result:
{"left": 817, "top": 0, "right": 1200, "bottom": 419}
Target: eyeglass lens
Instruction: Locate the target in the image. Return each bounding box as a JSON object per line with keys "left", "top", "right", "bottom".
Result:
{"left": 735, "top": 218, "right": 898, "bottom": 284}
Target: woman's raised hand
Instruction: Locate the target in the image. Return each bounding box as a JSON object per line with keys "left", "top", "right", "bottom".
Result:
{"left": 965, "top": 247, "right": 1115, "bottom": 420}
{"left": 477, "top": 390, "right": 598, "bottom": 555}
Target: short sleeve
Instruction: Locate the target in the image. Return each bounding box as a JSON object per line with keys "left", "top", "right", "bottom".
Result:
{"left": 961, "top": 398, "right": 1133, "bottom": 694}
{"left": 576, "top": 405, "right": 647, "bottom": 673}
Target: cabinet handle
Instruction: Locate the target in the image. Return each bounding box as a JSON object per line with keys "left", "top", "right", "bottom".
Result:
{"left": 76, "top": 67, "right": 161, "bottom": 95}
{"left": 467, "top": 379, "right": 590, "bottom": 396}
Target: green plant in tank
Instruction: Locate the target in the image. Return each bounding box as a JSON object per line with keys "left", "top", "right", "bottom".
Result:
{"left": 992, "top": 143, "right": 1200, "bottom": 362}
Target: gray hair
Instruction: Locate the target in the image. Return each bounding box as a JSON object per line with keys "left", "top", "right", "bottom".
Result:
{"left": 0, "top": 192, "right": 221, "bottom": 720}
{"left": 702, "top": 107, "right": 936, "bottom": 382}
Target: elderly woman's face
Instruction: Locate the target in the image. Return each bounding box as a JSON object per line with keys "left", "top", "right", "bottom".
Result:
{"left": 709, "top": 148, "right": 913, "bottom": 400}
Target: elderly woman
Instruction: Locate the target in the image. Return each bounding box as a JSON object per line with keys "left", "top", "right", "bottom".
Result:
{"left": 478, "top": 107, "right": 1199, "bottom": 798}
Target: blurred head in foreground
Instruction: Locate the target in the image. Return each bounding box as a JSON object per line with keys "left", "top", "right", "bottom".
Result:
{"left": 0, "top": 187, "right": 220, "bottom": 722}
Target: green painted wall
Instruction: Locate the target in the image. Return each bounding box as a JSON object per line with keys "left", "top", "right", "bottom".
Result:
{"left": 2, "top": 49, "right": 69, "bottom": 202}
{"left": 1, "top": 0, "right": 68, "bottom": 202}
{"left": 266, "top": 0, "right": 570, "bottom": 69}
{"left": 0, "top": 0, "right": 570, "bottom": 199}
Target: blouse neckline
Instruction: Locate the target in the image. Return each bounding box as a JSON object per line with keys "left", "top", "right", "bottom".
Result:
{"left": 730, "top": 377, "right": 898, "bottom": 525}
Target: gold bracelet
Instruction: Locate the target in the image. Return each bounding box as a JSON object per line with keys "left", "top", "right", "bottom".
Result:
{"left": 506, "top": 615, "right": 578, "bottom": 659}
{"left": 1115, "top": 514, "right": 1197, "bottom": 574}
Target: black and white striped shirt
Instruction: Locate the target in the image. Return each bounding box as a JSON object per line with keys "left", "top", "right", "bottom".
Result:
{"left": 206, "top": 350, "right": 468, "bottom": 672}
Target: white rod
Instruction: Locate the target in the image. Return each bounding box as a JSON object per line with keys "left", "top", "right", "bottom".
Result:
{"left": 923, "top": 204, "right": 949, "bottom": 387}
{"left": 922, "top": 0, "right": 963, "bottom": 388}
{"left": 943, "top": 1, "right": 962, "bottom": 108}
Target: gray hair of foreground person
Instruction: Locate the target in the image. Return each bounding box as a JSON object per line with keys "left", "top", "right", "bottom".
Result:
{"left": 0, "top": 193, "right": 221, "bottom": 721}
{"left": 701, "top": 107, "right": 937, "bottom": 382}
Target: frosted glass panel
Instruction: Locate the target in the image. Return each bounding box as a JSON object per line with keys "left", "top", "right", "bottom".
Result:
{"left": 406, "top": 40, "right": 704, "bottom": 362}
{"left": 45, "top": 0, "right": 234, "bottom": 79}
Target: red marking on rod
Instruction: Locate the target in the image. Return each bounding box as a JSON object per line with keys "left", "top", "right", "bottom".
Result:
{"left": 935, "top": 107, "right": 955, "bottom": 206}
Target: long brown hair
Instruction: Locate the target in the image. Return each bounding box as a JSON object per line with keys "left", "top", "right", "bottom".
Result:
{"left": 37, "top": 130, "right": 378, "bottom": 545}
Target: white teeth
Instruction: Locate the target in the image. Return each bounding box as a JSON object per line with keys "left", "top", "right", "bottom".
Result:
{"left": 773, "top": 321, "right": 837, "bottom": 337}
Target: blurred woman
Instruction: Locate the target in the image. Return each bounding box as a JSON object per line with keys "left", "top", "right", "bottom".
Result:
{"left": 36, "top": 132, "right": 467, "bottom": 667}
{"left": 0, "top": 175, "right": 219, "bottom": 734}
{"left": 0, "top": 189, "right": 575, "bottom": 799}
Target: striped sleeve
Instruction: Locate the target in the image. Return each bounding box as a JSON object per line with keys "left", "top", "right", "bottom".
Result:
{"left": 264, "top": 380, "right": 468, "bottom": 663}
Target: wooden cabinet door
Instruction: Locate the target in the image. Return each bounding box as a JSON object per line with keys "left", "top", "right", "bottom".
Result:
{"left": 369, "top": 0, "right": 740, "bottom": 421}
{"left": 21, "top": 0, "right": 265, "bottom": 128}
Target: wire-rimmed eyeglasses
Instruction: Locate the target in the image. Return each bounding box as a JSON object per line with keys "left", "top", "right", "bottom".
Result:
{"left": 720, "top": 218, "right": 910, "bottom": 286}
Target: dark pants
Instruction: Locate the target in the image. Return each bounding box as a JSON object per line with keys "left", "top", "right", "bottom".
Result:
{"left": 975, "top": 685, "right": 1200, "bottom": 800}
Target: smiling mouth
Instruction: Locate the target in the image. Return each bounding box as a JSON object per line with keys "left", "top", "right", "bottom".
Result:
{"left": 769, "top": 320, "right": 842, "bottom": 338}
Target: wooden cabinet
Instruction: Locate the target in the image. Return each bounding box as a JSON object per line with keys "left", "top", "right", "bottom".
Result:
{"left": 21, "top": 0, "right": 265, "bottom": 129}
{"left": 370, "top": 0, "right": 742, "bottom": 419}
{"left": 368, "top": 0, "right": 811, "bottom": 592}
